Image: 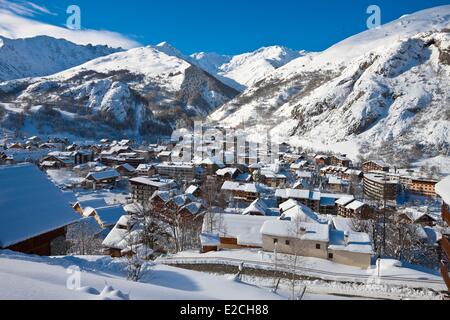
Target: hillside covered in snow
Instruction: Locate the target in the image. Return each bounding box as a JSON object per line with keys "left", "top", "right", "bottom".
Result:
{"left": 0, "top": 46, "right": 239, "bottom": 139}
{"left": 0, "top": 35, "right": 120, "bottom": 81}
{"left": 0, "top": 250, "right": 281, "bottom": 300}
{"left": 209, "top": 5, "right": 450, "bottom": 164}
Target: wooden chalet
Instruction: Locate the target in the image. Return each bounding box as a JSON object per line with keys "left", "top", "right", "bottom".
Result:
{"left": 0, "top": 164, "right": 79, "bottom": 256}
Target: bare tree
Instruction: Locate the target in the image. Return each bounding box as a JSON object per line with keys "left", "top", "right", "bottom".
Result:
{"left": 66, "top": 218, "right": 103, "bottom": 255}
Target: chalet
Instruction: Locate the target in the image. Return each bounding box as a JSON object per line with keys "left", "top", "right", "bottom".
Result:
{"left": 341, "top": 169, "right": 364, "bottom": 180}
{"left": 75, "top": 150, "right": 95, "bottom": 165}
{"left": 85, "top": 169, "right": 120, "bottom": 189}
{"left": 136, "top": 164, "right": 156, "bottom": 176}
{"left": 82, "top": 205, "right": 128, "bottom": 229}
{"left": 72, "top": 199, "right": 108, "bottom": 215}
{"left": 216, "top": 167, "right": 241, "bottom": 182}
{"left": 339, "top": 200, "right": 370, "bottom": 219}
{"left": 129, "top": 177, "right": 175, "bottom": 204}
{"left": 186, "top": 185, "right": 202, "bottom": 197}
{"left": 258, "top": 167, "right": 287, "bottom": 188}
{"left": 242, "top": 199, "right": 270, "bottom": 216}
{"left": 336, "top": 196, "right": 356, "bottom": 217}
{"left": 276, "top": 189, "right": 353, "bottom": 215}
{"left": 198, "top": 157, "right": 225, "bottom": 176}
{"left": 179, "top": 202, "right": 205, "bottom": 218}
{"left": 315, "top": 155, "right": 330, "bottom": 166}
{"left": 275, "top": 189, "right": 321, "bottom": 212}
{"left": 40, "top": 155, "right": 68, "bottom": 169}
{"left": 157, "top": 151, "right": 172, "bottom": 162}
{"left": 116, "top": 163, "right": 136, "bottom": 177}
{"left": 0, "top": 164, "right": 79, "bottom": 256}
{"left": 331, "top": 154, "right": 352, "bottom": 167}
{"left": 362, "top": 160, "right": 390, "bottom": 173}
{"left": 397, "top": 208, "right": 436, "bottom": 227}
{"left": 8, "top": 143, "right": 24, "bottom": 150}
{"left": 290, "top": 161, "right": 309, "bottom": 172}
{"left": 221, "top": 181, "right": 261, "bottom": 203}
{"left": 102, "top": 215, "right": 134, "bottom": 258}
{"left": 326, "top": 175, "right": 349, "bottom": 193}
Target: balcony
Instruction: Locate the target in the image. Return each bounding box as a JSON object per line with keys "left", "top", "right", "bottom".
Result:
{"left": 440, "top": 260, "right": 450, "bottom": 292}
{"left": 443, "top": 204, "right": 450, "bottom": 226}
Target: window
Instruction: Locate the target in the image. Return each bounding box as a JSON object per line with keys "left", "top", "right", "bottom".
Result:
{"left": 328, "top": 253, "right": 334, "bottom": 259}
{"left": 316, "top": 244, "right": 321, "bottom": 250}
{"left": 285, "top": 240, "right": 290, "bottom": 246}
{"left": 273, "top": 239, "right": 278, "bottom": 244}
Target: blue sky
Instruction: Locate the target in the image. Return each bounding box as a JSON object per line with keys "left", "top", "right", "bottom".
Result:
{"left": 17, "top": 0, "right": 450, "bottom": 54}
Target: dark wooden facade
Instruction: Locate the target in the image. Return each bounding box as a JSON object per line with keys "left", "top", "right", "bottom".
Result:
{"left": 6, "top": 227, "right": 67, "bottom": 256}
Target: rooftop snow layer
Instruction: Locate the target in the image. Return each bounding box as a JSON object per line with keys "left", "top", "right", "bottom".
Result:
{"left": 0, "top": 164, "right": 79, "bottom": 248}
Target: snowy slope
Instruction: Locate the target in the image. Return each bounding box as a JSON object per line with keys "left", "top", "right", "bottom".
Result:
{"left": 190, "top": 46, "right": 304, "bottom": 90}
{"left": 209, "top": 5, "right": 450, "bottom": 164}
{"left": 147, "top": 42, "right": 303, "bottom": 91}
{"left": 0, "top": 251, "right": 281, "bottom": 300}
{"left": 0, "top": 35, "right": 119, "bottom": 81}
{"left": 0, "top": 46, "right": 239, "bottom": 139}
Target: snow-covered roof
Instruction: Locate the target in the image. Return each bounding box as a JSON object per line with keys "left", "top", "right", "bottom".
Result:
{"left": 74, "top": 198, "right": 108, "bottom": 211}
{"left": 86, "top": 169, "right": 120, "bottom": 181}
{"left": 123, "top": 203, "right": 144, "bottom": 215}
{"left": 345, "top": 200, "right": 365, "bottom": 211}
{"left": 436, "top": 176, "right": 450, "bottom": 205}
{"left": 243, "top": 199, "right": 269, "bottom": 216}
{"left": 129, "top": 177, "right": 172, "bottom": 188}
{"left": 281, "top": 203, "right": 321, "bottom": 224}
{"left": 275, "top": 189, "right": 321, "bottom": 201}
{"left": 185, "top": 185, "right": 199, "bottom": 195}
{"left": 117, "top": 163, "right": 135, "bottom": 172}
{"left": 221, "top": 181, "right": 259, "bottom": 194}
{"left": 332, "top": 217, "right": 355, "bottom": 233}
{"left": 203, "top": 213, "right": 277, "bottom": 247}
{"left": 335, "top": 196, "right": 355, "bottom": 206}
{"left": 136, "top": 164, "right": 154, "bottom": 171}
{"left": 279, "top": 199, "right": 300, "bottom": 212}
{"left": 216, "top": 167, "right": 240, "bottom": 177}
{"left": 0, "top": 164, "right": 80, "bottom": 248}
{"left": 102, "top": 215, "right": 133, "bottom": 250}
{"left": 329, "top": 230, "right": 373, "bottom": 254}
{"left": 261, "top": 220, "right": 330, "bottom": 242}
{"left": 180, "top": 202, "right": 203, "bottom": 215}
{"left": 400, "top": 208, "right": 435, "bottom": 223}
{"left": 92, "top": 205, "right": 127, "bottom": 228}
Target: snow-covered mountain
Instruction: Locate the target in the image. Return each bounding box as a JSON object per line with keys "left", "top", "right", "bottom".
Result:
{"left": 0, "top": 46, "right": 239, "bottom": 139}
{"left": 190, "top": 46, "right": 304, "bottom": 90}
{"left": 147, "top": 42, "right": 303, "bottom": 91}
{"left": 209, "top": 5, "right": 450, "bottom": 164}
{"left": 0, "top": 35, "right": 120, "bottom": 81}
